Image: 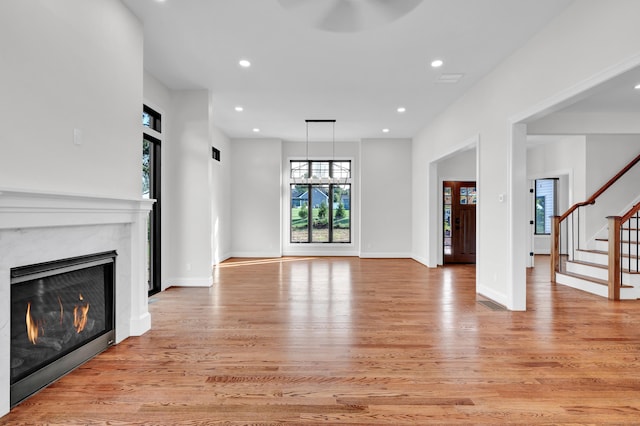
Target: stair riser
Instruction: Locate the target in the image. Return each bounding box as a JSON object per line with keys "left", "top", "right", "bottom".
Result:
{"left": 565, "top": 262, "right": 608, "bottom": 280}
{"left": 555, "top": 273, "right": 608, "bottom": 297}
{"left": 575, "top": 251, "right": 640, "bottom": 270}
{"left": 556, "top": 273, "right": 640, "bottom": 300}
{"left": 565, "top": 262, "right": 640, "bottom": 285}
{"left": 594, "top": 240, "right": 640, "bottom": 255}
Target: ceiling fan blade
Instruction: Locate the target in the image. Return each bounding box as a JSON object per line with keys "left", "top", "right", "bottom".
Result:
{"left": 319, "top": 0, "right": 362, "bottom": 33}
{"left": 366, "top": 0, "right": 423, "bottom": 20}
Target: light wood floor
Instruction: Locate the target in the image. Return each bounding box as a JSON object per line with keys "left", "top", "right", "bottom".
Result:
{"left": 4, "top": 256, "right": 640, "bottom": 424}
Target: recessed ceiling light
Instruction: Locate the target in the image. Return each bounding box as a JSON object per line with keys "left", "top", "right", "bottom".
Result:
{"left": 239, "top": 59, "right": 251, "bottom": 68}
{"left": 397, "top": 107, "right": 406, "bottom": 113}
{"left": 382, "top": 128, "right": 390, "bottom": 133}
{"left": 431, "top": 59, "right": 444, "bottom": 68}
{"left": 252, "top": 128, "right": 260, "bottom": 133}
{"left": 235, "top": 106, "right": 244, "bottom": 112}
{"left": 635, "top": 83, "right": 640, "bottom": 90}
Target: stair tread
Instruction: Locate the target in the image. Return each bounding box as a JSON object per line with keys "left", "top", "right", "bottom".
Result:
{"left": 567, "top": 259, "right": 640, "bottom": 276}
{"left": 558, "top": 271, "right": 607, "bottom": 286}
{"left": 595, "top": 238, "right": 638, "bottom": 244}
{"left": 558, "top": 271, "right": 634, "bottom": 288}
{"left": 577, "top": 248, "right": 639, "bottom": 259}
{"left": 568, "top": 259, "right": 607, "bottom": 270}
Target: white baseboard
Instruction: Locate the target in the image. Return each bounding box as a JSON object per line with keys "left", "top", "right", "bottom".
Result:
{"left": 281, "top": 250, "right": 359, "bottom": 257}
{"left": 129, "top": 312, "right": 151, "bottom": 337}
{"left": 476, "top": 284, "right": 508, "bottom": 308}
{"left": 359, "top": 252, "right": 413, "bottom": 259}
{"left": 411, "top": 255, "right": 436, "bottom": 268}
{"left": 166, "top": 276, "right": 213, "bottom": 287}
{"left": 230, "top": 251, "right": 282, "bottom": 258}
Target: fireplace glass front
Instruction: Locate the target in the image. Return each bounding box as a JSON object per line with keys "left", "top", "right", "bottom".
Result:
{"left": 10, "top": 251, "right": 116, "bottom": 406}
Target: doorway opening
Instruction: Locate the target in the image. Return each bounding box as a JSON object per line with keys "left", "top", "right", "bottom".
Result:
{"left": 443, "top": 181, "right": 477, "bottom": 264}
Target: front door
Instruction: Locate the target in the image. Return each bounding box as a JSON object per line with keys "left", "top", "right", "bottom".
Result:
{"left": 443, "top": 181, "right": 477, "bottom": 264}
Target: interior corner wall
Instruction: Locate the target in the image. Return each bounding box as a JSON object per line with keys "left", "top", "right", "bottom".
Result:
{"left": 230, "top": 139, "right": 282, "bottom": 257}
{"left": 360, "top": 139, "right": 412, "bottom": 258}
{"left": 411, "top": 0, "right": 640, "bottom": 309}
{"left": 0, "top": 0, "right": 143, "bottom": 199}
{"left": 165, "top": 90, "right": 213, "bottom": 287}
{"left": 209, "top": 107, "right": 232, "bottom": 265}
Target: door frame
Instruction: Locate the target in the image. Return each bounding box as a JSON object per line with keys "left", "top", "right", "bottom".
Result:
{"left": 443, "top": 180, "right": 477, "bottom": 264}
{"left": 429, "top": 135, "right": 480, "bottom": 268}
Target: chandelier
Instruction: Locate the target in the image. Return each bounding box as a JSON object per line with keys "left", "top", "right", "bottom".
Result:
{"left": 292, "top": 119, "right": 350, "bottom": 185}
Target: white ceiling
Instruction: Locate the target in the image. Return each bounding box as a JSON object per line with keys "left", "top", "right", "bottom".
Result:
{"left": 123, "top": 0, "right": 575, "bottom": 141}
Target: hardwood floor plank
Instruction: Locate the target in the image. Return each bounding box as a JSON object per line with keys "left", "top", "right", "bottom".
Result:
{"left": 3, "top": 256, "right": 640, "bottom": 424}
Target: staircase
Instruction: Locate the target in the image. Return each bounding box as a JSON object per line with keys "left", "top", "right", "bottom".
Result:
{"left": 556, "top": 221, "right": 640, "bottom": 300}
{"left": 551, "top": 153, "right": 640, "bottom": 300}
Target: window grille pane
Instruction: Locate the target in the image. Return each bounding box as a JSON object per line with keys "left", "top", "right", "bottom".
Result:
{"left": 332, "top": 185, "right": 350, "bottom": 243}
{"left": 291, "top": 161, "right": 309, "bottom": 179}
{"left": 311, "top": 162, "right": 330, "bottom": 179}
{"left": 332, "top": 161, "right": 351, "bottom": 179}
{"left": 290, "top": 184, "right": 309, "bottom": 243}
{"left": 311, "top": 185, "right": 330, "bottom": 242}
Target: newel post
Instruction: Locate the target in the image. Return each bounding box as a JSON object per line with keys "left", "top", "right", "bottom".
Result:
{"left": 550, "top": 216, "right": 560, "bottom": 283}
{"left": 607, "top": 216, "right": 621, "bottom": 301}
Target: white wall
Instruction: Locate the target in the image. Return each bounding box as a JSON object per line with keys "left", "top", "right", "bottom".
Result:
{"left": 231, "top": 139, "right": 282, "bottom": 257}
{"left": 165, "top": 90, "right": 213, "bottom": 286}
{"left": 527, "top": 136, "right": 586, "bottom": 254}
{"left": 209, "top": 99, "right": 232, "bottom": 265}
{"left": 0, "top": 0, "right": 143, "bottom": 199}
{"left": 143, "top": 78, "right": 232, "bottom": 286}
{"left": 411, "top": 0, "right": 640, "bottom": 310}
{"left": 584, "top": 135, "right": 640, "bottom": 240}
{"left": 281, "top": 140, "right": 360, "bottom": 256}
{"left": 360, "top": 139, "right": 412, "bottom": 258}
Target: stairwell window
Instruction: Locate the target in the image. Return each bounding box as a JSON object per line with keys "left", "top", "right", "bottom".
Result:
{"left": 290, "top": 160, "right": 351, "bottom": 243}
{"left": 535, "top": 178, "right": 557, "bottom": 235}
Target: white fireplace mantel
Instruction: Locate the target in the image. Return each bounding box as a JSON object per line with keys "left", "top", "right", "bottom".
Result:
{"left": 0, "top": 188, "right": 154, "bottom": 417}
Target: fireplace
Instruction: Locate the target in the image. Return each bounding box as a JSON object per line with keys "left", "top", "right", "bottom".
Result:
{"left": 10, "top": 251, "right": 116, "bottom": 406}
{"left": 0, "top": 188, "right": 153, "bottom": 417}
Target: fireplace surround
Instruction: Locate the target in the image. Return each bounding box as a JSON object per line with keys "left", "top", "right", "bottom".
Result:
{"left": 0, "top": 188, "right": 154, "bottom": 417}
{"left": 10, "top": 251, "right": 116, "bottom": 406}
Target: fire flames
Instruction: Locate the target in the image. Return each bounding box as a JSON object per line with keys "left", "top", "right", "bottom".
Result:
{"left": 73, "top": 294, "right": 90, "bottom": 333}
{"left": 25, "top": 302, "right": 40, "bottom": 345}
{"left": 25, "top": 293, "right": 90, "bottom": 344}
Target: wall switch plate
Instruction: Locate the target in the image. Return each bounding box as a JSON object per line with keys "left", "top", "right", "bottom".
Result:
{"left": 73, "top": 128, "right": 82, "bottom": 145}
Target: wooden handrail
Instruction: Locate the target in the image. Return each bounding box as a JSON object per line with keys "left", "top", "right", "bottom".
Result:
{"left": 620, "top": 200, "right": 640, "bottom": 223}
{"left": 559, "top": 152, "right": 640, "bottom": 222}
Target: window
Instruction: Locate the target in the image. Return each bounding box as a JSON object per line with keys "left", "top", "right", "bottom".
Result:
{"left": 290, "top": 160, "right": 351, "bottom": 243}
{"left": 142, "top": 105, "right": 162, "bottom": 295}
{"left": 142, "top": 105, "right": 161, "bottom": 133}
{"left": 535, "top": 178, "right": 557, "bottom": 235}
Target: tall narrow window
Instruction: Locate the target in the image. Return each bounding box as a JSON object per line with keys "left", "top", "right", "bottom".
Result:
{"left": 535, "top": 178, "right": 557, "bottom": 235}
{"left": 143, "top": 105, "right": 162, "bottom": 295}
{"left": 290, "top": 160, "right": 351, "bottom": 243}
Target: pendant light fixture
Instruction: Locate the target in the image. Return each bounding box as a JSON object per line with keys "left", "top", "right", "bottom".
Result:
{"left": 292, "top": 119, "right": 350, "bottom": 185}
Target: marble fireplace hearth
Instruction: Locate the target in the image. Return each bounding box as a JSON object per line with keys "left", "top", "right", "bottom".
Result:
{"left": 0, "top": 188, "right": 154, "bottom": 417}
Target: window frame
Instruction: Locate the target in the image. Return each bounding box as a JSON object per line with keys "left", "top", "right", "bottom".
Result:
{"left": 534, "top": 178, "right": 557, "bottom": 235}
{"left": 289, "top": 160, "right": 351, "bottom": 244}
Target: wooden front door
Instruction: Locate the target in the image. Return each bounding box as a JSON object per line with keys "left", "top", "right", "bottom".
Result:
{"left": 443, "top": 181, "right": 477, "bottom": 264}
